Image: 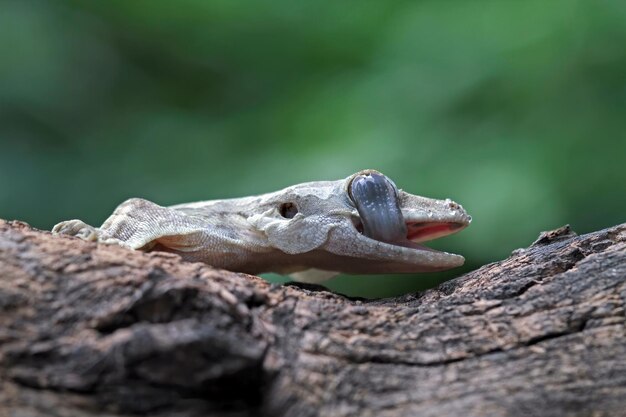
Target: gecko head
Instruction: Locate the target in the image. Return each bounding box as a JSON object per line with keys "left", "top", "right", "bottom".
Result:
{"left": 337, "top": 169, "right": 472, "bottom": 273}
{"left": 249, "top": 169, "right": 471, "bottom": 275}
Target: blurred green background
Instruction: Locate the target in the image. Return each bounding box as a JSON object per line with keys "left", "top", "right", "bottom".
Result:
{"left": 1, "top": 0, "right": 624, "bottom": 297}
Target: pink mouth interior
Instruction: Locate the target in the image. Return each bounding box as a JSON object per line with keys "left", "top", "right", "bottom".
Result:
{"left": 406, "top": 222, "right": 464, "bottom": 242}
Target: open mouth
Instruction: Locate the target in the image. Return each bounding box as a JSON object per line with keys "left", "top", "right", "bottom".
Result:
{"left": 353, "top": 219, "right": 466, "bottom": 248}
{"left": 406, "top": 221, "right": 466, "bottom": 243}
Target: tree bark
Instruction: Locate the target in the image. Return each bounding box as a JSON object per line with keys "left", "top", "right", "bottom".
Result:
{"left": 0, "top": 219, "right": 625, "bottom": 417}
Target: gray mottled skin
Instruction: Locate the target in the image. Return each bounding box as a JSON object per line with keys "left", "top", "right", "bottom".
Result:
{"left": 52, "top": 170, "right": 471, "bottom": 283}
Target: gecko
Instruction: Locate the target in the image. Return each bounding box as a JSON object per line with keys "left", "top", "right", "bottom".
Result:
{"left": 52, "top": 169, "right": 471, "bottom": 283}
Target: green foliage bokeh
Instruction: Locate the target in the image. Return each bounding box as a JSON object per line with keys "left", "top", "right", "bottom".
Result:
{"left": 1, "top": 0, "right": 624, "bottom": 297}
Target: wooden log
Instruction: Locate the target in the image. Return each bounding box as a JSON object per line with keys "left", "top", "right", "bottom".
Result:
{"left": 0, "top": 220, "right": 624, "bottom": 417}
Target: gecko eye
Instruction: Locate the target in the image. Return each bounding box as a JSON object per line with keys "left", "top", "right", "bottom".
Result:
{"left": 279, "top": 202, "right": 298, "bottom": 219}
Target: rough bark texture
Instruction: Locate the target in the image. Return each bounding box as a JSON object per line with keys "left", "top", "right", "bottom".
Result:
{"left": 0, "top": 219, "right": 625, "bottom": 417}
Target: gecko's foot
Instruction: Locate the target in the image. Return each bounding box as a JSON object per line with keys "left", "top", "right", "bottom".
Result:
{"left": 52, "top": 219, "right": 99, "bottom": 241}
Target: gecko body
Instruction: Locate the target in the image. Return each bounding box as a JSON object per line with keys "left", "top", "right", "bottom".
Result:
{"left": 53, "top": 170, "right": 471, "bottom": 283}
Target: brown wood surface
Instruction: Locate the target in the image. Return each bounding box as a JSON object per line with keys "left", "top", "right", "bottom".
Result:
{"left": 0, "top": 220, "right": 625, "bottom": 417}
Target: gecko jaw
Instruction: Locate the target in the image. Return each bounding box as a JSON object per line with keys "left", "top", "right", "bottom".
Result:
{"left": 340, "top": 219, "right": 466, "bottom": 273}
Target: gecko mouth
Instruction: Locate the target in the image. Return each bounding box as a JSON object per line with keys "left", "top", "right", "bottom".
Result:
{"left": 353, "top": 219, "right": 465, "bottom": 247}
{"left": 349, "top": 171, "right": 466, "bottom": 250}
{"left": 406, "top": 221, "right": 466, "bottom": 243}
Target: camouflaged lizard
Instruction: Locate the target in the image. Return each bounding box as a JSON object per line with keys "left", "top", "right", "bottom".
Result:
{"left": 53, "top": 170, "right": 471, "bottom": 283}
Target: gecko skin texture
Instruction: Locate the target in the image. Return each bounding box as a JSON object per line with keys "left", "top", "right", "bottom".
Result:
{"left": 52, "top": 169, "right": 471, "bottom": 283}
